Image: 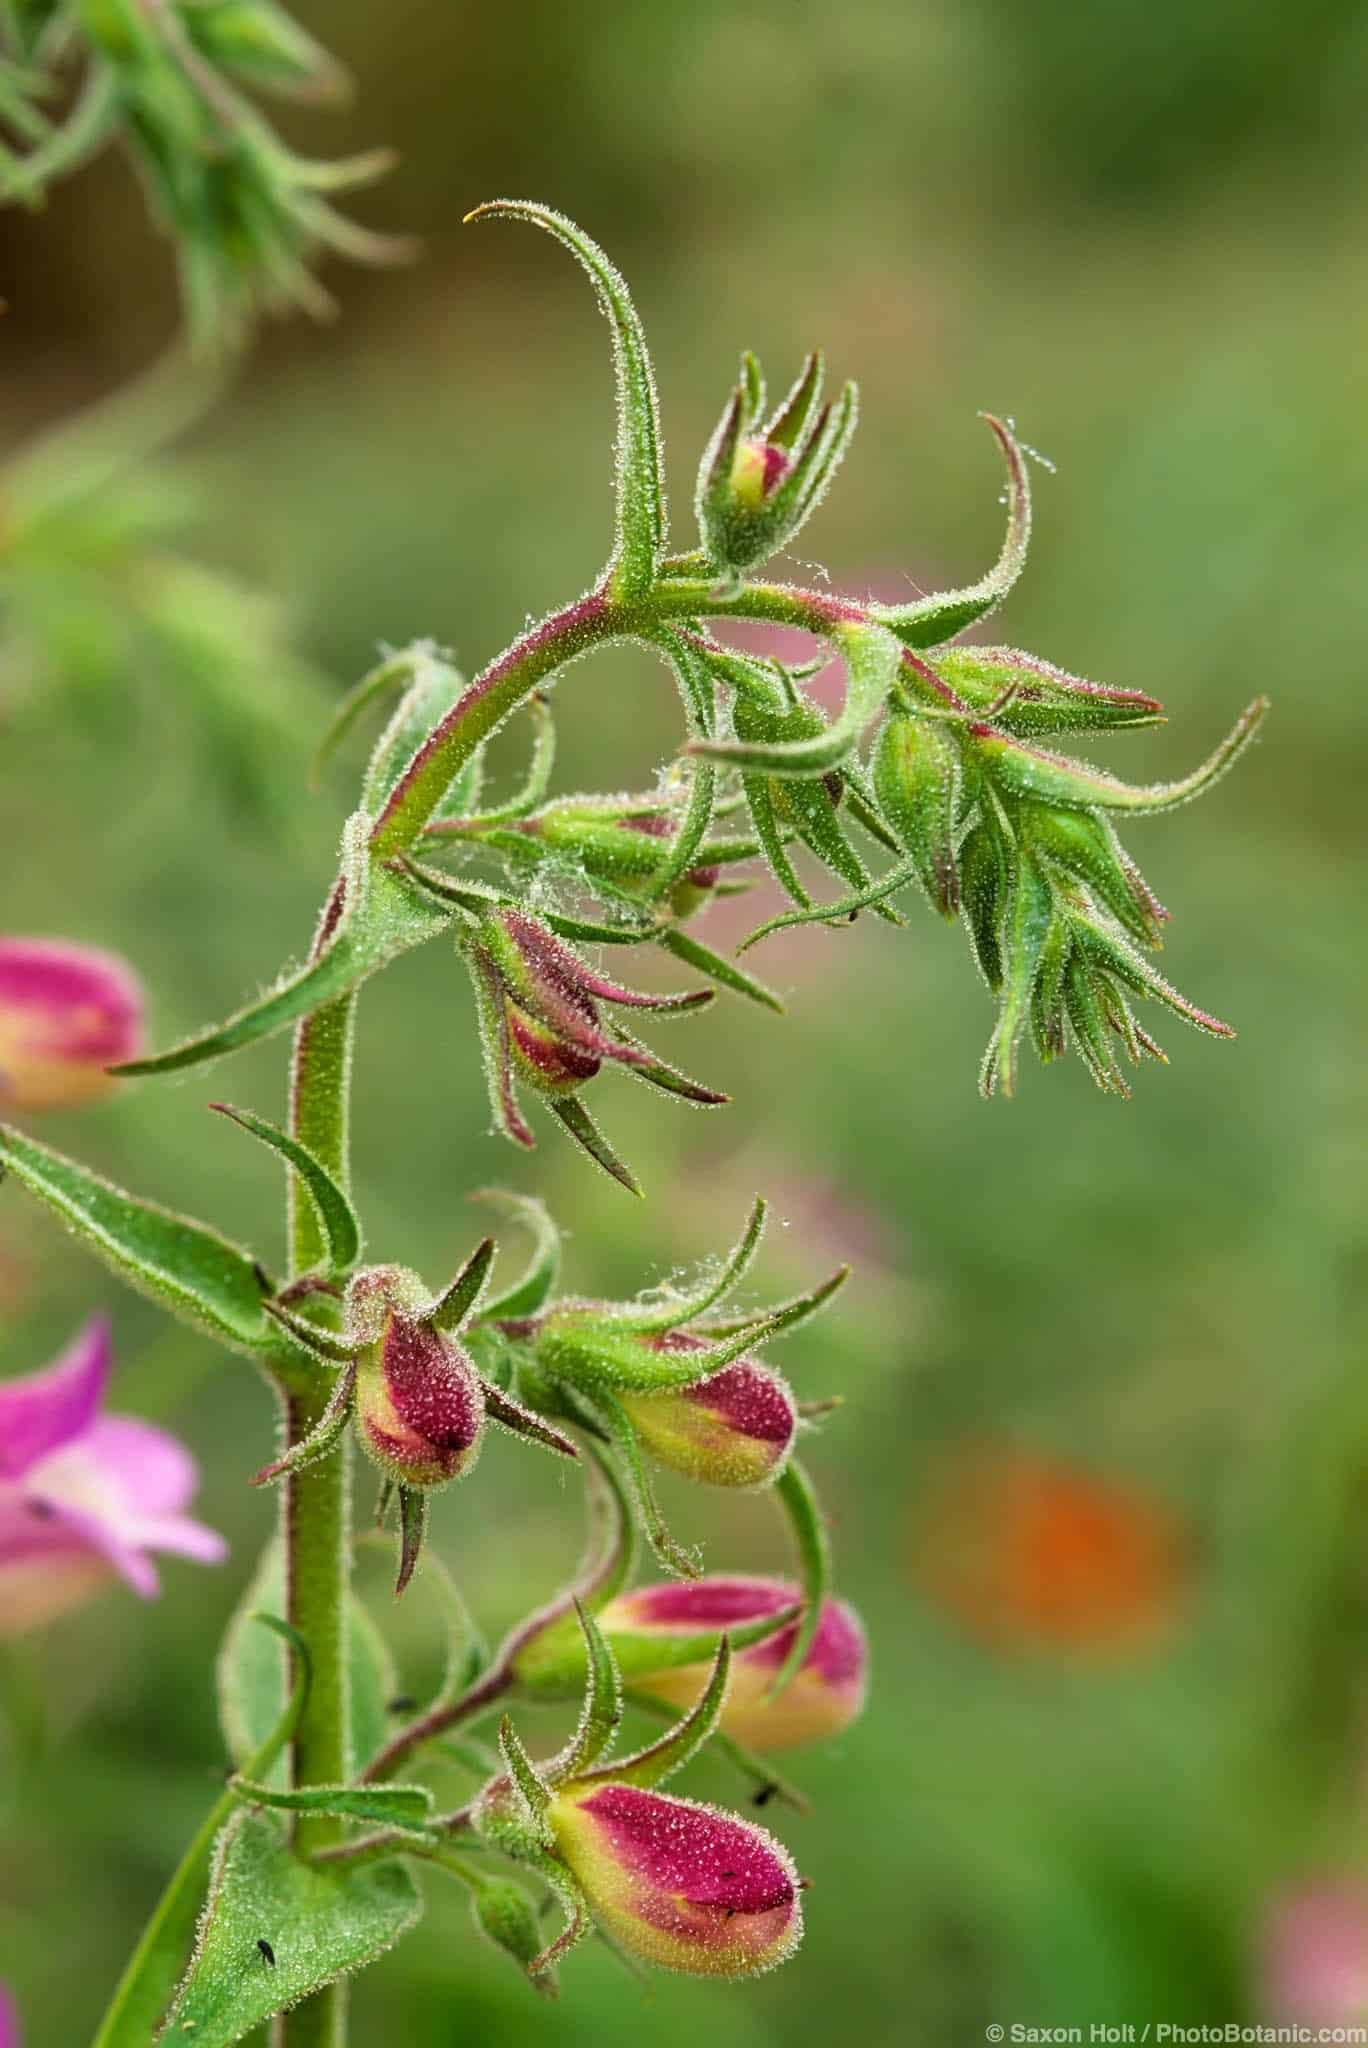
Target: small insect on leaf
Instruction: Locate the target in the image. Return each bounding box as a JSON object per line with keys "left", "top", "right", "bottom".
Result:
{"left": 256, "top": 1939, "right": 276, "bottom": 1968}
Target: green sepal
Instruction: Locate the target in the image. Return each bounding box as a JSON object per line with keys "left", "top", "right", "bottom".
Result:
{"left": 161, "top": 1810, "right": 422, "bottom": 2047}
{"left": 88, "top": 1614, "right": 310, "bottom": 2048}
{"left": 873, "top": 413, "right": 1031, "bottom": 647}
{"left": 658, "top": 926, "right": 784, "bottom": 1013}
{"left": 115, "top": 811, "right": 453, "bottom": 1077}
{"left": 770, "top": 1457, "right": 831, "bottom": 1697}
{"left": 547, "top": 1095, "right": 642, "bottom": 1197}
{"left": 474, "top": 1189, "right": 562, "bottom": 1319}
{"left": 693, "top": 622, "right": 897, "bottom": 778}
{"left": 577, "top": 1390, "right": 700, "bottom": 1580}
{"left": 959, "top": 815, "right": 1009, "bottom": 992}
{"left": 519, "top": 1599, "right": 797, "bottom": 1696}
{"left": 549, "top": 1599, "right": 622, "bottom": 1779}
{"left": 1072, "top": 912, "right": 1234, "bottom": 1040}
{"left": 250, "top": 1362, "right": 356, "bottom": 1486}
{"left": 596, "top": 1194, "right": 768, "bottom": 1335}
{"left": 934, "top": 647, "right": 1166, "bottom": 736}
{"left": 426, "top": 1235, "right": 496, "bottom": 1332}
{"left": 468, "top": 201, "right": 665, "bottom": 597}
{"left": 735, "top": 851, "right": 921, "bottom": 952}
{"left": 211, "top": 1101, "right": 361, "bottom": 1279}
{"left": 1064, "top": 953, "right": 1128, "bottom": 1094}
{"left": 0, "top": 1121, "right": 304, "bottom": 1367}
{"left": 230, "top": 1778, "right": 435, "bottom": 1834}
{"left": 467, "top": 1871, "right": 560, "bottom": 1998}
{"left": 1029, "top": 910, "right": 1073, "bottom": 1063}
{"left": 872, "top": 708, "right": 962, "bottom": 915}
{"left": 498, "top": 1714, "right": 555, "bottom": 1844}
{"left": 180, "top": 0, "right": 350, "bottom": 100}
{"left": 578, "top": 1637, "right": 731, "bottom": 1792}
{"left": 1022, "top": 805, "right": 1162, "bottom": 944}
{"left": 973, "top": 696, "right": 1268, "bottom": 815}
{"left": 980, "top": 853, "right": 1056, "bottom": 1098}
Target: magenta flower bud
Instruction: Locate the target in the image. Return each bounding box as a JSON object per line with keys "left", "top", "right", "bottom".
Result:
{"left": 0, "top": 1318, "right": 226, "bottom": 1635}
{"left": 602, "top": 1576, "right": 868, "bottom": 1752}
{"left": 620, "top": 1335, "right": 796, "bottom": 1488}
{"left": 0, "top": 938, "right": 144, "bottom": 1112}
{"left": 349, "top": 1269, "right": 485, "bottom": 1489}
{"left": 731, "top": 436, "right": 792, "bottom": 508}
{"left": 549, "top": 1781, "right": 801, "bottom": 1977}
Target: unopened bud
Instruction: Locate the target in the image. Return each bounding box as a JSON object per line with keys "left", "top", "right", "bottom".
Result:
{"left": 349, "top": 1268, "right": 484, "bottom": 1488}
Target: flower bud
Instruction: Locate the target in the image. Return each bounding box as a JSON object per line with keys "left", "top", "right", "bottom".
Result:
{"left": 696, "top": 350, "right": 856, "bottom": 576}
{"left": 548, "top": 1780, "right": 801, "bottom": 1977}
{"left": 349, "top": 1268, "right": 484, "bottom": 1488}
{"left": 621, "top": 1338, "right": 796, "bottom": 1489}
{"left": 872, "top": 709, "right": 961, "bottom": 916}
{"left": 0, "top": 938, "right": 144, "bottom": 1112}
{"left": 601, "top": 1576, "right": 867, "bottom": 1752}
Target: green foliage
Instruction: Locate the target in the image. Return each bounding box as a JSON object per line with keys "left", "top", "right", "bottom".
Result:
{"left": 163, "top": 1810, "right": 421, "bottom": 2043}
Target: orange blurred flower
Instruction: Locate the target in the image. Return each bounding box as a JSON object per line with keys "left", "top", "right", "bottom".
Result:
{"left": 914, "top": 1442, "right": 1188, "bottom": 1654}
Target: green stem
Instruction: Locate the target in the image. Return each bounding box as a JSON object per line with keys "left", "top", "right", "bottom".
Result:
{"left": 277, "top": 967, "right": 357, "bottom": 2047}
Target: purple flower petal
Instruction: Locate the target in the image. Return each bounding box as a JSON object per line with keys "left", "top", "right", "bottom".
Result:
{"left": 0, "top": 1317, "right": 111, "bottom": 1481}
{"left": 81, "top": 1415, "right": 199, "bottom": 1514}
{"left": 0, "top": 937, "right": 144, "bottom": 1111}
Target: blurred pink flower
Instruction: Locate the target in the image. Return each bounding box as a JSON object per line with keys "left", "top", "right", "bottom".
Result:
{"left": 0, "top": 1317, "right": 226, "bottom": 1635}
{"left": 0, "top": 1982, "right": 17, "bottom": 2048}
{"left": 0, "top": 937, "right": 144, "bottom": 1112}
{"left": 1264, "top": 1880, "right": 1368, "bottom": 2030}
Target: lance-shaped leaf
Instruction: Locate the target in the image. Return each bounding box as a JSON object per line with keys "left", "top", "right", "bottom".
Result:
{"left": 934, "top": 647, "right": 1165, "bottom": 737}
{"left": 691, "top": 623, "right": 898, "bottom": 777}
{"left": 0, "top": 1122, "right": 304, "bottom": 1365}
{"left": 873, "top": 413, "right": 1032, "bottom": 647}
{"left": 499, "top": 1714, "right": 556, "bottom": 1843}
{"left": 971, "top": 696, "right": 1268, "bottom": 815}
{"left": 549, "top": 1600, "right": 623, "bottom": 1780}
{"left": 598, "top": 1195, "right": 768, "bottom": 1335}
{"left": 115, "top": 811, "right": 453, "bottom": 1077}
{"left": 89, "top": 1614, "right": 311, "bottom": 2048}
{"left": 231, "top": 1778, "right": 435, "bottom": 1834}
{"left": 161, "top": 1810, "right": 421, "bottom": 2047}
{"left": 582, "top": 1638, "right": 732, "bottom": 1793}
{"left": 980, "top": 853, "right": 1056, "bottom": 1099}
{"left": 474, "top": 1190, "right": 562, "bottom": 1319}
{"left": 467, "top": 201, "right": 665, "bottom": 597}
{"left": 211, "top": 1102, "right": 361, "bottom": 1279}
{"left": 426, "top": 1235, "right": 496, "bottom": 1332}
{"left": 770, "top": 1459, "right": 831, "bottom": 1697}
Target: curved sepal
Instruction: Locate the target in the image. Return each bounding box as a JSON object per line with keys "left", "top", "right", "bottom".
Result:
{"left": 972, "top": 696, "right": 1268, "bottom": 816}
{"left": 600, "top": 1195, "right": 768, "bottom": 1335}
{"left": 692, "top": 623, "right": 898, "bottom": 778}
{"left": 659, "top": 928, "right": 784, "bottom": 1013}
{"left": 577, "top": 1637, "right": 731, "bottom": 1792}
{"left": 549, "top": 1599, "right": 623, "bottom": 1780}
{"left": 251, "top": 1362, "right": 357, "bottom": 1485}
{"left": 426, "top": 1236, "right": 496, "bottom": 1332}
{"left": 873, "top": 413, "right": 1032, "bottom": 647}
{"left": 769, "top": 1459, "right": 831, "bottom": 1698}
{"left": 498, "top": 1714, "right": 555, "bottom": 1845}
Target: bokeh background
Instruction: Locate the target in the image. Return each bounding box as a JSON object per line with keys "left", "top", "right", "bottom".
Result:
{"left": 1, "top": 1, "right": 1365, "bottom": 2041}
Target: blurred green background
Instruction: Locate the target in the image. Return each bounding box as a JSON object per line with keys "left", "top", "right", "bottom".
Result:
{"left": 1, "top": 1, "right": 1364, "bottom": 2041}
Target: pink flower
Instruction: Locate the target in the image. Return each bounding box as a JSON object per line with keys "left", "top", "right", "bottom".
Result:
{"left": 0, "top": 1983, "right": 17, "bottom": 2048}
{"left": 0, "top": 938, "right": 144, "bottom": 1112}
{"left": 549, "top": 1779, "right": 802, "bottom": 1976}
{"left": 602, "top": 1575, "right": 868, "bottom": 1751}
{"left": 0, "top": 1318, "right": 226, "bottom": 1635}
{"left": 619, "top": 1334, "right": 796, "bottom": 1489}
{"left": 1263, "top": 1880, "right": 1368, "bottom": 2030}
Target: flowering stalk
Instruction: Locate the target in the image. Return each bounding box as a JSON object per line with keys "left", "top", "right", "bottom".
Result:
{"left": 0, "top": 173, "right": 1264, "bottom": 2046}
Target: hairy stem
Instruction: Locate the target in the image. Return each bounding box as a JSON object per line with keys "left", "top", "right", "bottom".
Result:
{"left": 277, "top": 966, "right": 357, "bottom": 2047}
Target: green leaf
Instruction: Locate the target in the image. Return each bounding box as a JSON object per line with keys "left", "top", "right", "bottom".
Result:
{"left": 873, "top": 413, "right": 1032, "bottom": 647}
{"left": 770, "top": 1458, "right": 831, "bottom": 1696}
{"left": 162, "top": 1810, "right": 421, "bottom": 2046}
{"left": 89, "top": 1616, "right": 309, "bottom": 2048}
{"left": 467, "top": 201, "right": 665, "bottom": 597}
{"left": 114, "top": 811, "right": 453, "bottom": 1077}
{"left": 974, "top": 697, "right": 1268, "bottom": 816}
{"left": 219, "top": 1540, "right": 398, "bottom": 1785}
{"left": 211, "top": 1103, "right": 361, "bottom": 1279}
{"left": 232, "top": 1778, "right": 434, "bottom": 1834}
{"left": 0, "top": 1122, "right": 299, "bottom": 1365}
